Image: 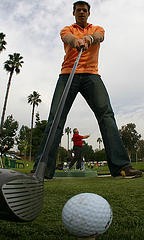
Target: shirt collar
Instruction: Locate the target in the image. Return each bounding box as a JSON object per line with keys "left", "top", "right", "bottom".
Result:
{"left": 72, "top": 23, "right": 92, "bottom": 30}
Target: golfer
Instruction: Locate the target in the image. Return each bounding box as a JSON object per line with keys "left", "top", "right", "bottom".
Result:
{"left": 32, "top": 1, "right": 142, "bottom": 179}
{"left": 69, "top": 128, "right": 90, "bottom": 170}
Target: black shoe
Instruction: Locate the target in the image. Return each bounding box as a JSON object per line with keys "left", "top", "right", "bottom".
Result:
{"left": 44, "top": 176, "right": 54, "bottom": 182}
{"left": 120, "top": 166, "right": 142, "bottom": 178}
{"left": 31, "top": 170, "right": 54, "bottom": 180}
{"left": 45, "top": 176, "right": 53, "bottom": 179}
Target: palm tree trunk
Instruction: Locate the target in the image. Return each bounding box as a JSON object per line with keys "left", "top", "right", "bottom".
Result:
{"left": 67, "top": 134, "right": 70, "bottom": 150}
{"left": 0, "top": 70, "right": 13, "bottom": 134}
{"left": 29, "top": 104, "right": 35, "bottom": 161}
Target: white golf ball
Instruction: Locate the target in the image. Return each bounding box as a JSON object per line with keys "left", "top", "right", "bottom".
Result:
{"left": 62, "top": 193, "right": 113, "bottom": 237}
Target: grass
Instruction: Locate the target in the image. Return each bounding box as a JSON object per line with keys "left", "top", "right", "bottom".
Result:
{"left": 0, "top": 163, "right": 143, "bottom": 240}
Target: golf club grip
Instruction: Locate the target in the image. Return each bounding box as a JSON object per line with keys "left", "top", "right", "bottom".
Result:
{"left": 35, "top": 49, "right": 83, "bottom": 179}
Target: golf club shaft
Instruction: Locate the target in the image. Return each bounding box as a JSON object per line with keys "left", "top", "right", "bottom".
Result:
{"left": 35, "top": 49, "right": 83, "bottom": 180}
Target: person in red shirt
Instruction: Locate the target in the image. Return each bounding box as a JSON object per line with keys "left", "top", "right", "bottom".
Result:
{"left": 69, "top": 128, "right": 90, "bottom": 169}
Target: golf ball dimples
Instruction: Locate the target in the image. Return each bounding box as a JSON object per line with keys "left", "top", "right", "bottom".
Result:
{"left": 62, "top": 193, "right": 113, "bottom": 237}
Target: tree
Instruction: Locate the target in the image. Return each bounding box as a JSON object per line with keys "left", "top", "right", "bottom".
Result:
{"left": 136, "top": 139, "right": 144, "bottom": 161}
{"left": 82, "top": 142, "right": 95, "bottom": 162}
{"left": 94, "top": 148, "right": 107, "bottom": 162}
{"left": 1, "top": 115, "right": 18, "bottom": 150}
{"left": 119, "top": 123, "right": 141, "bottom": 161}
{"left": 97, "top": 137, "right": 102, "bottom": 150}
{"left": 0, "top": 53, "right": 24, "bottom": 134}
{"left": 27, "top": 91, "right": 42, "bottom": 160}
{"left": 35, "top": 112, "right": 40, "bottom": 124}
{"left": 16, "top": 125, "right": 30, "bottom": 157}
{"left": 32, "top": 119, "right": 47, "bottom": 157}
{"left": 56, "top": 146, "right": 68, "bottom": 165}
{"left": 0, "top": 32, "right": 7, "bottom": 53}
{"left": 65, "top": 127, "right": 71, "bottom": 150}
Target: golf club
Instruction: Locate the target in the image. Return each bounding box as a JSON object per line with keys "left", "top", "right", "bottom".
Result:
{"left": 0, "top": 49, "right": 83, "bottom": 222}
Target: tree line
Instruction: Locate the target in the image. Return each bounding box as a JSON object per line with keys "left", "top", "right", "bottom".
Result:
{"left": 1, "top": 114, "right": 144, "bottom": 163}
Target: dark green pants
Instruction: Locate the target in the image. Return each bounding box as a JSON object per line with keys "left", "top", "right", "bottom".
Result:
{"left": 69, "top": 146, "right": 83, "bottom": 170}
{"left": 33, "top": 74, "right": 130, "bottom": 177}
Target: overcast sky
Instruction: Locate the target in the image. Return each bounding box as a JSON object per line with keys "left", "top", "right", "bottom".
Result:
{"left": 0, "top": 0, "right": 144, "bottom": 150}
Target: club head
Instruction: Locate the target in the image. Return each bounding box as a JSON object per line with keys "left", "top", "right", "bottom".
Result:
{"left": 0, "top": 169, "right": 43, "bottom": 222}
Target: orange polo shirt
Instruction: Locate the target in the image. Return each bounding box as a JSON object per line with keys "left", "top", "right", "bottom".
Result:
{"left": 60, "top": 23, "right": 105, "bottom": 74}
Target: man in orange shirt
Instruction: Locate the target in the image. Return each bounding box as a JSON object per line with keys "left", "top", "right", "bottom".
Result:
{"left": 32, "top": 1, "right": 142, "bottom": 179}
{"left": 69, "top": 128, "right": 90, "bottom": 170}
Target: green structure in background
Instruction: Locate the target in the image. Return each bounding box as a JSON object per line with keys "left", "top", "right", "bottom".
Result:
{"left": 55, "top": 169, "right": 98, "bottom": 178}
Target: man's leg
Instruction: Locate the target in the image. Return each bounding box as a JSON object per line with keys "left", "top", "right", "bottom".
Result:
{"left": 68, "top": 156, "right": 77, "bottom": 169}
{"left": 32, "top": 74, "right": 80, "bottom": 178}
{"left": 69, "top": 146, "right": 82, "bottom": 169}
{"left": 75, "top": 147, "right": 82, "bottom": 169}
{"left": 80, "top": 74, "right": 142, "bottom": 177}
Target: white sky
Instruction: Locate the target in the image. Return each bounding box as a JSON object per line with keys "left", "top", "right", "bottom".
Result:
{"left": 0, "top": 0, "right": 144, "bottom": 150}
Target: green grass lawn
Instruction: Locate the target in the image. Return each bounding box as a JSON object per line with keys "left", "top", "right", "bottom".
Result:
{"left": 0, "top": 164, "right": 143, "bottom": 240}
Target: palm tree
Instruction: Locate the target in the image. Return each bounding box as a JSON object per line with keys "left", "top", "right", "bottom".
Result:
{"left": 97, "top": 137, "right": 102, "bottom": 150}
{"left": 0, "top": 53, "right": 24, "bottom": 134}
{"left": 65, "top": 127, "right": 71, "bottom": 150}
{"left": 0, "top": 32, "right": 7, "bottom": 53}
{"left": 28, "top": 91, "right": 42, "bottom": 160}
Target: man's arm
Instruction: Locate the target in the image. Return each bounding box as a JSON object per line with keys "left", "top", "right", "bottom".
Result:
{"left": 62, "top": 33, "right": 84, "bottom": 49}
{"left": 91, "top": 32, "right": 104, "bottom": 43}
{"left": 83, "top": 32, "right": 104, "bottom": 46}
{"left": 60, "top": 27, "right": 88, "bottom": 51}
{"left": 60, "top": 26, "right": 104, "bottom": 51}
{"left": 83, "top": 26, "right": 105, "bottom": 46}
{"left": 82, "top": 134, "right": 90, "bottom": 139}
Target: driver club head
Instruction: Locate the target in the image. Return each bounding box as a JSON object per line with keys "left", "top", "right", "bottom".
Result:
{"left": 0, "top": 169, "right": 43, "bottom": 222}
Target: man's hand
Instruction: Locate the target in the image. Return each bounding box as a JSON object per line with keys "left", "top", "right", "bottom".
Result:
{"left": 62, "top": 33, "right": 103, "bottom": 51}
{"left": 62, "top": 34, "right": 85, "bottom": 50}
{"left": 73, "top": 38, "right": 85, "bottom": 51}
{"left": 83, "top": 33, "right": 104, "bottom": 47}
{"left": 62, "top": 31, "right": 104, "bottom": 51}
{"left": 92, "top": 32, "right": 104, "bottom": 43}
{"left": 83, "top": 35, "right": 93, "bottom": 45}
